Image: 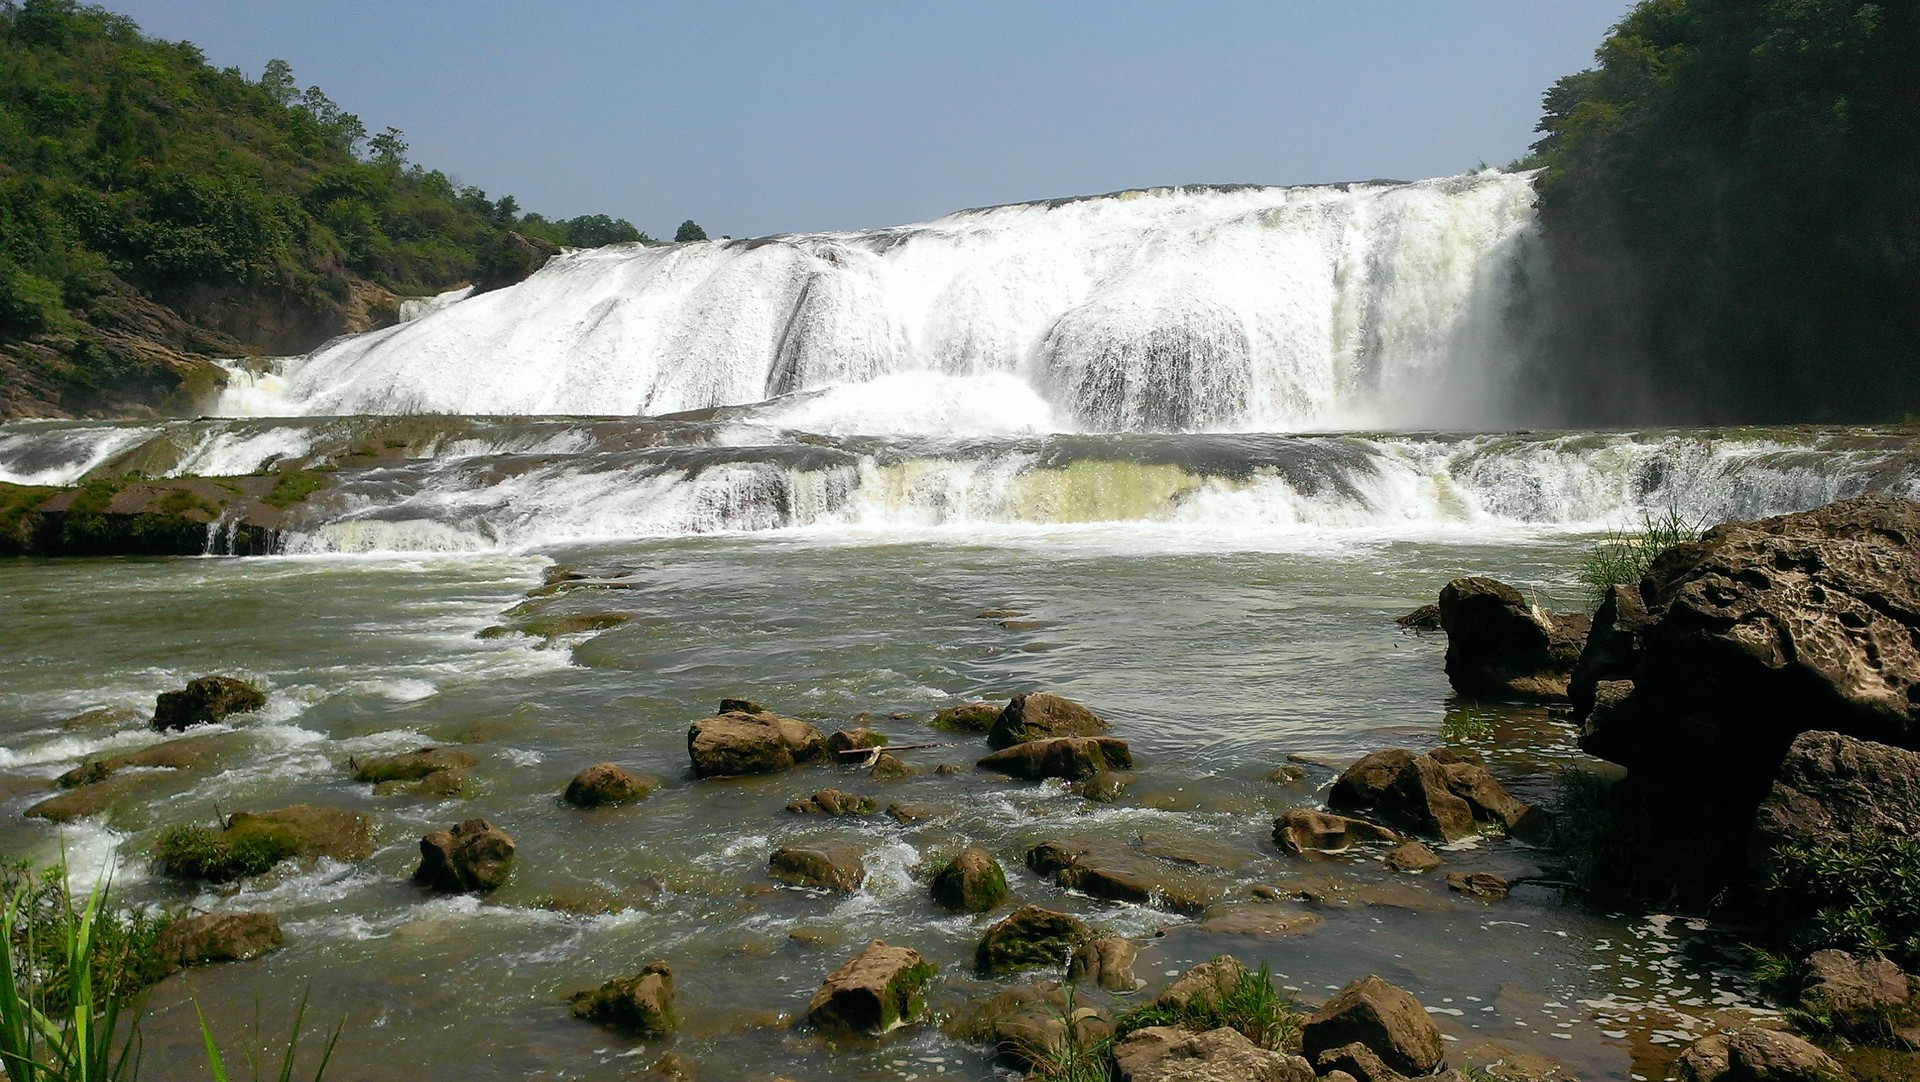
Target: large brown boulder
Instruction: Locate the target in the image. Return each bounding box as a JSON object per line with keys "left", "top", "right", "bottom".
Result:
{"left": 151, "top": 676, "right": 266, "bottom": 731}
{"left": 687, "top": 707, "right": 824, "bottom": 778}
{"left": 1024, "top": 840, "right": 1217, "bottom": 913}
{"left": 151, "top": 912, "right": 283, "bottom": 975}
{"left": 1753, "top": 730, "right": 1920, "bottom": 857}
{"left": 569, "top": 962, "right": 674, "bottom": 1037}
{"left": 1578, "top": 497, "right": 1920, "bottom": 782}
{"left": 1800, "top": 949, "right": 1917, "bottom": 1040}
{"left": 414, "top": 818, "right": 515, "bottom": 893}
{"left": 988, "top": 692, "right": 1110, "bottom": 749}
{"left": 769, "top": 846, "right": 865, "bottom": 893}
{"left": 978, "top": 736, "right": 1132, "bottom": 780}
{"left": 975, "top": 904, "right": 1087, "bottom": 975}
{"left": 1438, "top": 577, "right": 1590, "bottom": 701}
{"left": 806, "top": 940, "right": 935, "bottom": 1034}
{"left": 1300, "top": 975, "right": 1444, "bottom": 1079}
{"left": 1328, "top": 749, "right": 1530, "bottom": 842}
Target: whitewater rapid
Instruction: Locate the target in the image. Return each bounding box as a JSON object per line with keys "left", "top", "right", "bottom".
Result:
{"left": 216, "top": 173, "right": 1542, "bottom": 431}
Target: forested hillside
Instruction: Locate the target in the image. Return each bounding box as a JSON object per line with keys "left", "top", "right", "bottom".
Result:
{"left": 0, "top": 0, "right": 652, "bottom": 418}
{"left": 1522, "top": 0, "right": 1919, "bottom": 424}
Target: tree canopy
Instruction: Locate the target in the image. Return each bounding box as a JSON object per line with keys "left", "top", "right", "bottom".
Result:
{"left": 0, "top": 0, "right": 654, "bottom": 415}
{"left": 1523, "top": 0, "right": 1920, "bottom": 423}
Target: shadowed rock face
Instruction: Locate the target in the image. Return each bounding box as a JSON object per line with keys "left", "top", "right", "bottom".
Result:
{"left": 1439, "top": 576, "right": 1590, "bottom": 702}
{"left": 806, "top": 941, "right": 935, "bottom": 1034}
{"left": 1568, "top": 497, "right": 1920, "bottom": 898}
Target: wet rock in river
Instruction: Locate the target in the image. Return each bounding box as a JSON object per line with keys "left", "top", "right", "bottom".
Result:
{"left": 1438, "top": 576, "right": 1590, "bottom": 702}
{"left": 1395, "top": 603, "right": 1442, "bottom": 632}
{"left": 1193, "top": 901, "right": 1323, "bottom": 937}
{"left": 414, "top": 818, "right": 515, "bottom": 893}
{"left": 784, "top": 789, "right": 876, "bottom": 816}
{"left": 930, "top": 845, "right": 1006, "bottom": 912}
{"left": 978, "top": 736, "right": 1132, "bottom": 780}
{"left": 156, "top": 804, "right": 376, "bottom": 881}
{"left": 569, "top": 961, "right": 675, "bottom": 1037}
{"left": 151, "top": 911, "right": 283, "bottom": 975}
{"left": 687, "top": 706, "right": 825, "bottom": 778}
{"left": 1075, "top": 770, "right": 1129, "bottom": 802}
{"left": 825, "top": 727, "right": 887, "bottom": 754}
{"left": 353, "top": 746, "right": 478, "bottom": 785}
{"left": 1675, "top": 1028, "right": 1847, "bottom": 1082}
{"left": 806, "top": 940, "right": 935, "bottom": 1034}
{"left": 1300, "top": 975, "right": 1445, "bottom": 1080}
{"left": 1329, "top": 748, "right": 1530, "bottom": 842}
{"left": 1383, "top": 840, "right": 1442, "bottom": 873}
{"left": 151, "top": 675, "right": 266, "bottom": 731}
{"left": 1270, "top": 808, "right": 1398, "bottom": 855}
{"left": 866, "top": 751, "right": 918, "bottom": 779}
{"left": 1025, "top": 839, "right": 1218, "bottom": 913}
{"left": 988, "top": 692, "right": 1110, "bottom": 749}
{"left": 563, "top": 762, "right": 660, "bottom": 807}
{"left": 931, "top": 701, "right": 1003, "bottom": 732}
{"left": 1154, "top": 956, "right": 1255, "bottom": 1014}
{"left": 1446, "top": 871, "right": 1511, "bottom": 901}
{"left": 60, "top": 706, "right": 142, "bottom": 731}
{"left": 1066, "top": 935, "right": 1138, "bottom": 992}
{"left": 1117, "top": 1025, "right": 1313, "bottom": 1082}
{"left": 768, "top": 845, "right": 865, "bottom": 893}
{"left": 975, "top": 904, "right": 1089, "bottom": 975}
{"left": 58, "top": 733, "right": 229, "bottom": 788}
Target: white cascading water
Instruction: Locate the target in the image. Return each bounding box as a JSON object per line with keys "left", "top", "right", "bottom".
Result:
{"left": 217, "top": 172, "right": 1542, "bottom": 431}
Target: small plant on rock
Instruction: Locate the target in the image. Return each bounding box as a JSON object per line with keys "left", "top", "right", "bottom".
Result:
{"left": 1576, "top": 504, "right": 1703, "bottom": 607}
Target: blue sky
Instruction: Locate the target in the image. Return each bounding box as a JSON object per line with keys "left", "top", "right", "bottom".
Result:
{"left": 111, "top": 1, "right": 1635, "bottom": 238}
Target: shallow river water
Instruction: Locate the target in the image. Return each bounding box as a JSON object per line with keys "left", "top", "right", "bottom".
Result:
{"left": 0, "top": 528, "right": 1779, "bottom": 1081}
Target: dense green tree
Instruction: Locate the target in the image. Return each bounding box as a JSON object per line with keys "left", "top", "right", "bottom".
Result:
{"left": 0, "top": 0, "right": 656, "bottom": 416}
{"left": 674, "top": 219, "right": 707, "bottom": 243}
{"left": 1524, "top": 0, "right": 1920, "bottom": 423}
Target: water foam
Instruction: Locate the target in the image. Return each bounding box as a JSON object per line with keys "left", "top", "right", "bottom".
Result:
{"left": 215, "top": 174, "right": 1542, "bottom": 431}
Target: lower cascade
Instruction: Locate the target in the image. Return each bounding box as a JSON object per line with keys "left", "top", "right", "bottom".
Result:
{"left": 1, "top": 416, "right": 1915, "bottom": 554}
{"left": 213, "top": 173, "right": 1543, "bottom": 432}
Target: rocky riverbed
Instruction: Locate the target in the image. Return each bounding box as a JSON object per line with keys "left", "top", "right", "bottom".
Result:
{"left": 2, "top": 498, "right": 1916, "bottom": 1081}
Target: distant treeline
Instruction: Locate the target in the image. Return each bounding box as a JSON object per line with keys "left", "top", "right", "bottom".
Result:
{"left": 0, "top": 0, "right": 659, "bottom": 416}
{"left": 1520, "top": 0, "right": 1919, "bottom": 424}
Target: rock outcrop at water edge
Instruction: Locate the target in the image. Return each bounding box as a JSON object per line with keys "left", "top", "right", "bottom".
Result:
{"left": 1568, "top": 496, "right": 1920, "bottom": 895}
{"left": 1328, "top": 748, "right": 1531, "bottom": 842}
{"left": 1116, "top": 1025, "right": 1313, "bottom": 1082}
{"left": 1300, "top": 975, "right": 1446, "bottom": 1081}
{"left": 1439, "top": 577, "right": 1590, "bottom": 701}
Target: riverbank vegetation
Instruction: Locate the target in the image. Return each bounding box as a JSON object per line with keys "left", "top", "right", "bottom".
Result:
{"left": 0, "top": 0, "right": 657, "bottom": 418}
{"left": 1522, "top": 0, "right": 1919, "bottom": 424}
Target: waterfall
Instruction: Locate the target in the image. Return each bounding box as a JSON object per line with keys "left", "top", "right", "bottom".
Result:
{"left": 218, "top": 172, "right": 1543, "bottom": 432}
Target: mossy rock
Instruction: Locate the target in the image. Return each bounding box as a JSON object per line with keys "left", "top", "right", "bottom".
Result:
{"left": 930, "top": 845, "right": 1007, "bottom": 913}
{"left": 155, "top": 805, "right": 374, "bottom": 882}
{"left": 931, "top": 701, "right": 1003, "bottom": 732}
{"left": 351, "top": 746, "right": 478, "bottom": 784}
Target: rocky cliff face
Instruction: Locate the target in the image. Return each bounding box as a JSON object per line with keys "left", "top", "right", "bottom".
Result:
{"left": 1569, "top": 495, "right": 1920, "bottom": 899}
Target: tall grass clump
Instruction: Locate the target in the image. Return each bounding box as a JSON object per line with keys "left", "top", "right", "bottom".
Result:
{"left": 1116, "top": 960, "right": 1300, "bottom": 1051}
{"left": 0, "top": 871, "right": 142, "bottom": 1082}
{"left": 1577, "top": 505, "right": 1703, "bottom": 607}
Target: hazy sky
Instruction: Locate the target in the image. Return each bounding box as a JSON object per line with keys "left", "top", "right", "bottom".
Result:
{"left": 111, "top": 1, "right": 1635, "bottom": 238}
